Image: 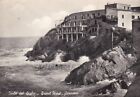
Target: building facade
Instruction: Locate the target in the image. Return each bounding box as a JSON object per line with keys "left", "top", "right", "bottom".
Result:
{"left": 105, "top": 3, "right": 140, "bottom": 31}
{"left": 56, "top": 10, "right": 105, "bottom": 42}
{"left": 56, "top": 3, "right": 140, "bottom": 42}
{"left": 132, "top": 19, "right": 140, "bottom": 58}
{"left": 105, "top": 3, "right": 131, "bottom": 20}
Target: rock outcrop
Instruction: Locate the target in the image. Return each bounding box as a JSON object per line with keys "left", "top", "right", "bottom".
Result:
{"left": 65, "top": 46, "right": 137, "bottom": 85}
{"left": 124, "top": 60, "right": 140, "bottom": 97}
{"left": 25, "top": 27, "right": 114, "bottom": 62}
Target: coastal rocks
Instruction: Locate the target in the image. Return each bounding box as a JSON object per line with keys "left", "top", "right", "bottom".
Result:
{"left": 65, "top": 46, "right": 137, "bottom": 85}
{"left": 94, "top": 70, "right": 136, "bottom": 96}
{"left": 124, "top": 60, "right": 140, "bottom": 97}
{"left": 25, "top": 27, "right": 113, "bottom": 62}
{"left": 25, "top": 28, "right": 58, "bottom": 61}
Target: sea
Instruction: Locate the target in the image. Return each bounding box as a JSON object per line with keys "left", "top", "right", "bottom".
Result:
{"left": 0, "top": 37, "right": 39, "bottom": 66}
{"left": 0, "top": 37, "right": 127, "bottom": 97}
{"left": 0, "top": 37, "right": 83, "bottom": 97}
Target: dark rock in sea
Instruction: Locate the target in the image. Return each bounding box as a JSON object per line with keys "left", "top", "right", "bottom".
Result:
{"left": 65, "top": 46, "right": 137, "bottom": 85}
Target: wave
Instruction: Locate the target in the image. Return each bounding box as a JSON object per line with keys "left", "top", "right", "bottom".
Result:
{"left": 0, "top": 48, "right": 34, "bottom": 66}
{"left": 0, "top": 47, "right": 90, "bottom": 68}
{"left": 0, "top": 48, "right": 32, "bottom": 57}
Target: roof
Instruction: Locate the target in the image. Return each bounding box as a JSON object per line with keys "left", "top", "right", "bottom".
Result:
{"left": 66, "top": 9, "right": 105, "bottom": 17}
{"left": 112, "top": 9, "right": 140, "bottom": 13}
{"left": 106, "top": 3, "right": 131, "bottom": 6}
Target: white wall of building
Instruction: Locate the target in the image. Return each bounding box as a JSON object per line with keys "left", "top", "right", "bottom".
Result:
{"left": 118, "top": 11, "right": 132, "bottom": 30}
{"left": 116, "top": 3, "right": 131, "bottom": 10}
{"left": 118, "top": 11, "right": 140, "bottom": 30}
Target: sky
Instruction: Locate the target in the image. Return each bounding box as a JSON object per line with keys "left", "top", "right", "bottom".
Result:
{"left": 0, "top": 0, "right": 140, "bottom": 37}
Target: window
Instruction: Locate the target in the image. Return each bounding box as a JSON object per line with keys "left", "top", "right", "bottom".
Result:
{"left": 78, "top": 27, "right": 80, "bottom": 32}
{"left": 82, "top": 21, "right": 86, "bottom": 25}
{"left": 95, "top": 20, "right": 97, "bottom": 24}
{"left": 59, "top": 29, "right": 62, "bottom": 33}
{"left": 132, "top": 15, "right": 135, "bottom": 19}
{"left": 98, "top": 13, "right": 100, "bottom": 16}
{"left": 124, "top": 6, "right": 125, "bottom": 10}
{"left": 113, "top": 4, "right": 116, "bottom": 8}
{"left": 92, "top": 13, "right": 95, "bottom": 18}
{"left": 122, "top": 15, "right": 124, "bottom": 18}
{"left": 70, "top": 22, "right": 73, "bottom": 26}
{"left": 128, "top": 7, "right": 129, "bottom": 10}
{"left": 111, "top": 15, "right": 113, "bottom": 19}
{"left": 82, "top": 15, "right": 85, "bottom": 19}
{"left": 95, "top": 28, "right": 97, "bottom": 32}
{"left": 122, "top": 23, "right": 124, "bottom": 26}
{"left": 87, "top": 14, "right": 89, "bottom": 17}
{"left": 74, "top": 16, "right": 77, "bottom": 19}
{"left": 81, "top": 15, "right": 83, "bottom": 19}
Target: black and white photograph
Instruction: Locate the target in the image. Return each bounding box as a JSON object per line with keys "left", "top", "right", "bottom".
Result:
{"left": 0, "top": 0, "right": 140, "bottom": 97}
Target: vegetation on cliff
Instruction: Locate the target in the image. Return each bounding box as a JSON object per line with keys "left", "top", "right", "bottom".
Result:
{"left": 25, "top": 26, "right": 131, "bottom": 63}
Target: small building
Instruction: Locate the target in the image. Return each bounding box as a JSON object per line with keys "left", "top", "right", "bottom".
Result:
{"left": 132, "top": 19, "right": 140, "bottom": 58}
{"left": 105, "top": 3, "right": 140, "bottom": 31}
{"left": 118, "top": 9, "right": 140, "bottom": 30}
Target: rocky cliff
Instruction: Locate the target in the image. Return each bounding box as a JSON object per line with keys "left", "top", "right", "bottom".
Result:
{"left": 124, "top": 60, "right": 140, "bottom": 97}
{"left": 65, "top": 46, "right": 136, "bottom": 85}
{"left": 64, "top": 46, "right": 137, "bottom": 97}
{"left": 25, "top": 26, "right": 114, "bottom": 62}
{"left": 25, "top": 14, "right": 137, "bottom": 97}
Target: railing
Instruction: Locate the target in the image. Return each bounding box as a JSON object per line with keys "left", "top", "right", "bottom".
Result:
{"left": 57, "top": 32, "right": 84, "bottom": 34}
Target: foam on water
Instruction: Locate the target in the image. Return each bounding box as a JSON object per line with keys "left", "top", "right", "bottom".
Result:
{"left": 77, "top": 56, "right": 90, "bottom": 64}
{"left": 0, "top": 48, "right": 87, "bottom": 67}
{"left": 0, "top": 48, "right": 37, "bottom": 66}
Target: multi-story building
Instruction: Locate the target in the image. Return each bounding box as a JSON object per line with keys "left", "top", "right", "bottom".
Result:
{"left": 56, "top": 3, "right": 140, "bottom": 42}
{"left": 56, "top": 10, "right": 105, "bottom": 42}
{"left": 105, "top": 3, "right": 140, "bottom": 31}
{"left": 132, "top": 19, "right": 140, "bottom": 58}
